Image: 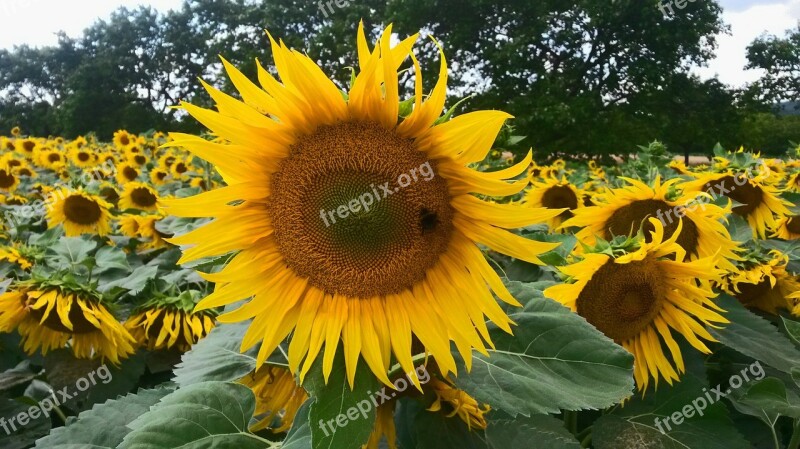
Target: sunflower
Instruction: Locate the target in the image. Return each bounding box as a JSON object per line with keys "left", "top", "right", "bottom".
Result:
{"left": 0, "top": 245, "right": 32, "bottom": 269}
{"left": 169, "top": 159, "right": 190, "bottom": 180}
{"left": 113, "top": 130, "right": 134, "bottom": 149}
{"left": 544, "top": 218, "right": 727, "bottom": 391}
{"left": 239, "top": 365, "right": 308, "bottom": 433}
{"left": 119, "top": 182, "right": 160, "bottom": 212}
{"left": 38, "top": 149, "right": 65, "bottom": 170}
{"left": 774, "top": 215, "right": 800, "bottom": 240}
{"left": 0, "top": 284, "right": 135, "bottom": 364}
{"left": 668, "top": 159, "right": 691, "bottom": 175}
{"left": 564, "top": 177, "right": 739, "bottom": 271}
{"left": 124, "top": 293, "right": 216, "bottom": 352}
{"left": 68, "top": 146, "right": 95, "bottom": 168}
{"left": 46, "top": 189, "right": 112, "bottom": 236}
{"left": 786, "top": 171, "right": 800, "bottom": 193}
{"left": 10, "top": 126, "right": 20, "bottom": 136}
{"left": 165, "top": 23, "right": 561, "bottom": 387}
{"left": 0, "top": 165, "right": 19, "bottom": 192}
{"left": 189, "top": 177, "right": 207, "bottom": 190}
{"left": 119, "top": 214, "right": 170, "bottom": 249}
{"left": 4, "top": 193, "right": 27, "bottom": 205}
{"left": 724, "top": 251, "right": 800, "bottom": 315}
{"left": 524, "top": 177, "right": 581, "bottom": 231}
{"left": 683, "top": 170, "right": 790, "bottom": 238}
{"left": 15, "top": 139, "right": 37, "bottom": 155}
{"left": 115, "top": 161, "right": 141, "bottom": 184}
{"left": 149, "top": 168, "right": 169, "bottom": 186}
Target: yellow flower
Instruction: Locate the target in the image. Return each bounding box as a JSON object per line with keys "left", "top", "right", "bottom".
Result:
{"left": 46, "top": 189, "right": 112, "bottom": 237}
{"left": 0, "top": 287, "right": 135, "bottom": 364}
{"left": 725, "top": 252, "right": 800, "bottom": 315}
{"left": 0, "top": 165, "right": 19, "bottom": 192}
{"left": 125, "top": 306, "right": 215, "bottom": 352}
{"left": 118, "top": 182, "right": 160, "bottom": 212}
{"left": 113, "top": 130, "right": 135, "bottom": 149}
{"left": 0, "top": 246, "right": 32, "bottom": 269}
{"left": 239, "top": 366, "right": 308, "bottom": 433}
{"left": 524, "top": 177, "right": 582, "bottom": 231}
{"left": 544, "top": 218, "right": 728, "bottom": 391}
{"left": 165, "top": 23, "right": 561, "bottom": 387}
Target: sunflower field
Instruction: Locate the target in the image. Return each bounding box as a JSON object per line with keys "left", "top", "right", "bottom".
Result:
{"left": 2, "top": 23, "right": 800, "bottom": 449}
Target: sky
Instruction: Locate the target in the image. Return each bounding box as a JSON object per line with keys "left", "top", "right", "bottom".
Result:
{"left": 0, "top": 0, "right": 797, "bottom": 88}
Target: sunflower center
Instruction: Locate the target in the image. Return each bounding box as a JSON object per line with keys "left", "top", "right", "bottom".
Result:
{"left": 77, "top": 152, "right": 89, "bottom": 162}
{"left": 269, "top": 121, "right": 454, "bottom": 298}
{"left": 0, "top": 170, "right": 15, "bottom": 188}
{"left": 604, "top": 199, "right": 699, "bottom": 256}
{"left": 22, "top": 141, "right": 35, "bottom": 152}
{"left": 788, "top": 217, "right": 800, "bottom": 235}
{"left": 26, "top": 293, "right": 99, "bottom": 334}
{"left": 541, "top": 185, "right": 578, "bottom": 218}
{"left": 134, "top": 155, "right": 146, "bottom": 165}
{"left": 734, "top": 279, "right": 776, "bottom": 307}
{"left": 131, "top": 187, "right": 157, "bottom": 208}
{"left": 100, "top": 187, "right": 119, "bottom": 204}
{"left": 576, "top": 257, "right": 666, "bottom": 342}
{"left": 175, "top": 163, "right": 187, "bottom": 174}
{"left": 120, "top": 135, "right": 130, "bottom": 146}
{"left": 48, "top": 153, "right": 61, "bottom": 163}
{"left": 8, "top": 159, "right": 21, "bottom": 167}
{"left": 705, "top": 175, "right": 762, "bottom": 217}
{"left": 64, "top": 195, "right": 102, "bottom": 225}
{"left": 123, "top": 166, "right": 138, "bottom": 181}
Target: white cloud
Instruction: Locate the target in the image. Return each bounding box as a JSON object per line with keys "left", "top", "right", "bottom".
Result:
{"left": 0, "top": 0, "right": 184, "bottom": 49}
{"left": 694, "top": 1, "right": 800, "bottom": 87}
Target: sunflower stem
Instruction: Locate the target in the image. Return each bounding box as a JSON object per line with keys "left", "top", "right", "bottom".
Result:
{"left": 52, "top": 404, "right": 68, "bottom": 424}
{"left": 564, "top": 410, "right": 578, "bottom": 436}
{"left": 580, "top": 430, "right": 592, "bottom": 448}
{"left": 789, "top": 419, "right": 800, "bottom": 449}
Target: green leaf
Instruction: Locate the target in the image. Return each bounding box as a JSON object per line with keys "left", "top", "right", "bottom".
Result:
{"left": 34, "top": 387, "right": 172, "bottom": 448}
{"left": 45, "top": 237, "right": 97, "bottom": 270}
{"left": 43, "top": 350, "right": 146, "bottom": 412}
{"left": 592, "top": 375, "right": 749, "bottom": 449}
{"left": 173, "top": 322, "right": 259, "bottom": 387}
{"left": 710, "top": 295, "right": 800, "bottom": 373}
{"left": 485, "top": 414, "right": 580, "bottom": 449}
{"left": 453, "top": 284, "right": 634, "bottom": 416}
{"left": 0, "top": 397, "right": 51, "bottom": 449}
{"left": 781, "top": 315, "right": 800, "bottom": 347}
{"left": 97, "top": 265, "right": 157, "bottom": 294}
{"left": 724, "top": 215, "right": 753, "bottom": 243}
{"left": 302, "top": 347, "right": 382, "bottom": 449}
{"left": 730, "top": 377, "right": 800, "bottom": 422}
{"left": 282, "top": 400, "right": 313, "bottom": 449}
{"left": 395, "top": 398, "right": 488, "bottom": 449}
{"left": 120, "top": 381, "right": 274, "bottom": 449}
{"left": 0, "top": 361, "right": 40, "bottom": 392}
{"left": 93, "top": 246, "right": 130, "bottom": 272}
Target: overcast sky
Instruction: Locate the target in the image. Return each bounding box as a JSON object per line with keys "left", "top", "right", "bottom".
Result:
{"left": 0, "top": 0, "right": 797, "bottom": 88}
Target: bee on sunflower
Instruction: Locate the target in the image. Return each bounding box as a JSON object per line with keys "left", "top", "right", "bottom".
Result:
{"left": 46, "top": 188, "right": 113, "bottom": 237}
{"left": 165, "top": 23, "right": 562, "bottom": 387}
{"left": 124, "top": 291, "right": 216, "bottom": 352}
{"left": 544, "top": 218, "right": 728, "bottom": 391}
{"left": 0, "top": 277, "right": 135, "bottom": 364}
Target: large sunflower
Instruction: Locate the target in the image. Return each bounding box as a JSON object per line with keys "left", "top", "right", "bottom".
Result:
{"left": 165, "top": 24, "right": 561, "bottom": 387}
{"left": 544, "top": 218, "right": 728, "bottom": 391}
{"left": 0, "top": 284, "right": 135, "bottom": 364}
{"left": 563, "top": 177, "right": 739, "bottom": 271}
{"left": 683, "top": 171, "right": 790, "bottom": 238}
{"left": 46, "top": 188, "right": 112, "bottom": 237}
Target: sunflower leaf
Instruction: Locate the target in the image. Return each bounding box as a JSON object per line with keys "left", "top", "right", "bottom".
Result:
{"left": 452, "top": 285, "right": 634, "bottom": 416}
{"left": 302, "top": 347, "right": 382, "bottom": 449}
{"left": 710, "top": 294, "right": 800, "bottom": 373}
{"left": 485, "top": 413, "right": 580, "bottom": 449}
{"left": 173, "top": 321, "right": 260, "bottom": 387}
{"left": 33, "top": 386, "right": 172, "bottom": 448}
{"left": 0, "top": 397, "right": 51, "bottom": 449}
{"left": 120, "top": 381, "right": 276, "bottom": 449}
{"left": 395, "top": 398, "right": 489, "bottom": 449}
{"left": 592, "top": 374, "right": 748, "bottom": 449}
